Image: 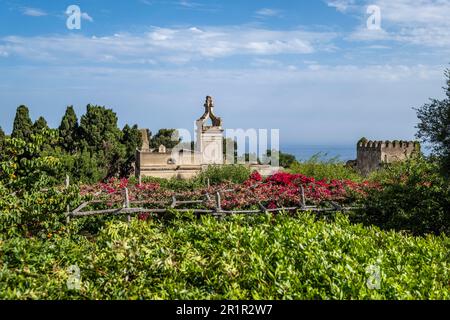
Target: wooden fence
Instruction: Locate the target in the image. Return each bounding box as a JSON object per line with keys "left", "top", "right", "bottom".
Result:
{"left": 66, "top": 185, "right": 362, "bottom": 222}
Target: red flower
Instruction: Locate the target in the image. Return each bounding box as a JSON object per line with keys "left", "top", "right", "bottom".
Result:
{"left": 250, "top": 171, "right": 262, "bottom": 182}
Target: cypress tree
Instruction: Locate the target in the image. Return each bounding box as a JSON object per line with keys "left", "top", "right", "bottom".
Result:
{"left": 59, "top": 106, "right": 79, "bottom": 153}
{"left": 0, "top": 126, "right": 5, "bottom": 150}
{"left": 0, "top": 126, "right": 5, "bottom": 140}
{"left": 33, "top": 116, "right": 49, "bottom": 133}
{"left": 149, "top": 129, "right": 181, "bottom": 149}
{"left": 120, "top": 124, "right": 143, "bottom": 176}
{"left": 79, "top": 104, "right": 125, "bottom": 179}
{"left": 79, "top": 104, "right": 123, "bottom": 152}
{"left": 11, "top": 105, "right": 33, "bottom": 141}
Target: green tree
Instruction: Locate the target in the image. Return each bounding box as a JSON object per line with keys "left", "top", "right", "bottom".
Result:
{"left": 0, "top": 126, "right": 5, "bottom": 149}
{"left": 79, "top": 104, "right": 125, "bottom": 179}
{"left": 79, "top": 105, "right": 123, "bottom": 151}
{"left": 33, "top": 116, "right": 49, "bottom": 134}
{"left": 11, "top": 105, "right": 33, "bottom": 141}
{"left": 262, "top": 150, "right": 297, "bottom": 168}
{"left": 120, "top": 124, "right": 142, "bottom": 177}
{"left": 58, "top": 106, "right": 79, "bottom": 153}
{"left": 0, "top": 130, "right": 61, "bottom": 190}
{"left": 416, "top": 68, "right": 450, "bottom": 175}
{"left": 149, "top": 129, "right": 181, "bottom": 149}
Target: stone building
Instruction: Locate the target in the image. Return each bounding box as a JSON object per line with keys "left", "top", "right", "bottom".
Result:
{"left": 135, "top": 96, "right": 278, "bottom": 179}
{"left": 355, "top": 138, "right": 420, "bottom": 175}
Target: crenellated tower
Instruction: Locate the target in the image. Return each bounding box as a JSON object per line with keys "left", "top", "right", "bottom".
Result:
{"left": 356, "top": 138, "right": 420, "bottom": 175}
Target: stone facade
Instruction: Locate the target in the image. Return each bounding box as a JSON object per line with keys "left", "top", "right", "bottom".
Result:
{"left": 356, "top": 139, "right": 420, "bottom": 175}
{"left": 135, "top": 96, "right": 280, "bottom": 180}
{"left": 196, "top": 96, "right": 224, "bottom": 165}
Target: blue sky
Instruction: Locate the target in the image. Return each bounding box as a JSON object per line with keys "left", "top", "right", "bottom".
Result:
{"left": 0, "top": 0, "right": 449, "bottom": 145}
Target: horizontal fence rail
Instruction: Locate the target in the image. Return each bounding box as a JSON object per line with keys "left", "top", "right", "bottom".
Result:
{"left": 66, "top": 185, "right": 363, "bottom": 222}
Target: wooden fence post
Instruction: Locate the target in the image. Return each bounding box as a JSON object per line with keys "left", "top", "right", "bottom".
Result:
{"left": 124, "top": 187, "right": 131, "bottom": 222}
{"left": 300, "top": 185, "right": 306, "bottom": 209}
{"left": 215, "top": 192, "right": 223, "bottom": 219}
{"left": 65, "top": 174, "right": 71, "bottom": 223}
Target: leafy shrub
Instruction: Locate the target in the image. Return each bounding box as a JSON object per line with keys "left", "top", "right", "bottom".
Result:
{"left": 197, "top": 165, "right": 251, "bottom": 185}
{"left": 289, "top": 153, "right": 362, "bottom": 182}
{"left": 0, "top": 185, "right": 82, "bottom": 237}
{"left": 361, "top": 157, "right": 450, "bottom": 235}
{"left": 0, "top": 213, "right": 448, "bottom": 299}
{"left": 0, "top": 130, "right": 62, "bottom": 190}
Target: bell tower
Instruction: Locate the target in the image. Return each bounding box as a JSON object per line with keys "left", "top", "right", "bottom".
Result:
{"left": 196, "top": 96, "right": 224, "bottom": 165}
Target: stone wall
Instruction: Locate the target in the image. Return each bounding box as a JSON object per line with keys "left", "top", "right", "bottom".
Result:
{"left": 356, "top": 139, "right": 420, "bottom": 175}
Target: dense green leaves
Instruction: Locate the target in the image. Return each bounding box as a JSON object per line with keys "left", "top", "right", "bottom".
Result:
{"left": 149, "top": 129, "right": 181, "bottom": 149}
{"left": 1, "top": 104, "right": 143, "bottom": 185}
{"left": 0, "top": 126, "right": 5, "bottom": 148}
{"left": 416, "top": 68, "right": 450, "bottom": 175}
{"left": 362, "top": 157, "right": 450, "bottom": 235}
{"left": 33, "top": 116, "right": 49, "bottom": 134}
{"left": 0, "top": 213, "right": 448, "bottom": 299}
{"left": 11, "top": 105, "right": 33, "bottom": 141}
{"left": 0, "top": 130, "right": 62, "bottom": 190}
{"left": 58, "top": 106, "right": 79, "bottom": 153}
{"left": 289, "top": 153, "right": 362, "bottom": 182}
{"left": 120, "top": 124, "right": 142, "bottom": 177}
{"left": 197, "top": 165, "right": 251, "bottom": 185}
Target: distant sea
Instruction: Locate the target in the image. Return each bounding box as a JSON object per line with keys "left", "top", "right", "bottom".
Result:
{"left": 281, "top": 145, "right": 356, "bottom": 162}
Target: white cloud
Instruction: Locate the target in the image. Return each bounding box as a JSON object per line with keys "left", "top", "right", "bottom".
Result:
{"left": 178, "top": 0, "right": 200, "bottom": 8}
{"left": 255, "top": 8, "right": 282, "bottom": 17}
{"left": 21, "top": 7, "right": 47, "bottom": 17}
{"left": 326, "top": 0, "right": 355, "bottom": 13}
{"left": 0, "top": 64, "right": 444, "bottom": 144}
{"left": 0, "top": 26, "right": 336, "bottom": 64}
{"left": 81, "top": 12, "right": 94, "bottom": 22}
{"left": 251, "top": 58, "right": 282, "bottom": 67}
{"left": 331, "top": 0, "right": 450, "bottom": 48}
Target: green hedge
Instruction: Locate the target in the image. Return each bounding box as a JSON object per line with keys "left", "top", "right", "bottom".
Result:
{"left": 289, "top": 154, "right": 362, "bottom": 182}
{"left": 197, "top": 165, "right": 251, "bottom": 185}
{"left": 1, "top": 212, "right": 448, "bottom": 299}
{"left": 362, "top": 157, "right": 450, "bottom": 235}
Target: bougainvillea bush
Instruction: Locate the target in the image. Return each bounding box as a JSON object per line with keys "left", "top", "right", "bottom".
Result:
{"left": 80, "top": 172, "right": 377, "bottom": 212}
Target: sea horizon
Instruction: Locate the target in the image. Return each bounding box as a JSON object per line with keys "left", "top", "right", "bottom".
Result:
{"left": 281, "top": 144, "right": 356, "bottom": 162}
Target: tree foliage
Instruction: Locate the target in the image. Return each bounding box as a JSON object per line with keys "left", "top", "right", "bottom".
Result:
{"left": 58, "top": 106, "right": 79, "bottom": 154}
{"left": 416, "top": 68, "right": 450, "bottom": 174}
{"left": 149, "top": 129, "right": 181, "bottom": 149}
{"left": 33, "top": 116, "right": 49, "bottom": 134}
{"left": 362, "top": 157, "right": 450, "bottom": 235}
{"left": 0, "top": 130, "right": 61, "bottom": 190}
{"left": 0, "top": 126, "right": 5, "bottom": 148}
{"left": 0, "top": 104, "right": 144, "bottom": 185}
{"left": 120, "top": 124, "right": 142, "bottom": 177}
{"left": 11, "top": 105, "right": 33, "bottom": 141}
